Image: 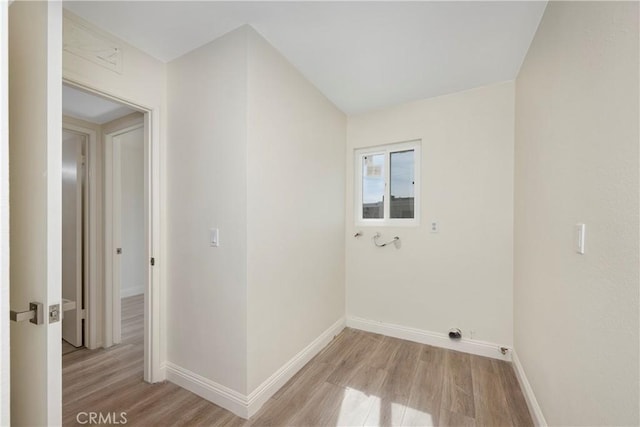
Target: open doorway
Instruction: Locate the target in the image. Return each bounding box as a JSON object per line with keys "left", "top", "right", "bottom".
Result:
{"left": 61, "top": 83, "right": 150, "bottom": 408}
{"left": 106, "top": 123, "right": 145, "bottom": 346}
{"left": 61, "top": 128, "right": 87, "bottom": 353}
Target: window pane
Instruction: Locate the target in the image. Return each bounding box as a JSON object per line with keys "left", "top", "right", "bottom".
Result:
{"left": 362, "top": 153, "right": 385, "bottom": 219}
{"left": 390, "top": 150, "right": 414, "bottom": 218}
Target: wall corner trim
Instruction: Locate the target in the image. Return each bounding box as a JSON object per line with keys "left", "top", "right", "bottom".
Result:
{"left": 246, "top": 316, "right": 346, "bottom": 417}
{"left": 165, "top": 361, "right": 249, "bottom": 418}
{"left": 511, "top": 350, "right": 548, "bottom": 427}
{"left": 165, "top": 316, "right": 346, "bottom": 419}
{"left": 346, "top": 315, "right": 512, "bottom": 361}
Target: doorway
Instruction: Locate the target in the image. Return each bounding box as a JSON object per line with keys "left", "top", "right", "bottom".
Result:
{"left": 61, "top": 129, "right": 87, "bottom": 353}
{"left": 61, "top": 83, "right": 148, "bottom": 373}
{"left": 107, "top": 124, "right": 145, "bottom": 346}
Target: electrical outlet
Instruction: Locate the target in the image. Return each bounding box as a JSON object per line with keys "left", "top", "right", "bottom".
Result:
{"left": 431, "top": 221, "right": 439, "bottom": 233}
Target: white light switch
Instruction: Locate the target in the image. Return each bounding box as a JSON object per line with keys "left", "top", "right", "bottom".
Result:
{"left": 576, "top": 223, "right": 585, "bottom": 254}
{"left": 210, "top": 228, "right": 219, "bottom": 247}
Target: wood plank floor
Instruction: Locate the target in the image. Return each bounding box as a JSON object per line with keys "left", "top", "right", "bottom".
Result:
{"left": 63, "top": 296, "right": 532, "bottom": 426}
{"left": 62, "top": 339, "right": 81, "bottom": 355}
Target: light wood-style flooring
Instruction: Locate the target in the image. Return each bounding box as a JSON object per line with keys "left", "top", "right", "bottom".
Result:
{"left": 63, "top": 295, "right": 532, "bottom": 426}
{"left": 62, "top": 338, "right": 80, "bottom": 355}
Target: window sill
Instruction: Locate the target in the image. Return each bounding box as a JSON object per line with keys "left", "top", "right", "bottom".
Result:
{"left": 355, "top": 219, "right": 420, "bottom": 228}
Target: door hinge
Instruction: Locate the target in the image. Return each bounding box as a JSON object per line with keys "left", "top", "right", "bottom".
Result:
{"left": 150, "top": 257, "right": 155, "bottom": 266}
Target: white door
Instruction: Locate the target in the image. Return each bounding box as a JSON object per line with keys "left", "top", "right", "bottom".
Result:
{"left": 8, "top": 1, "right": 63, "bottom": 425}
{"left": 61, "top": 132, "right": 85, "bottom": 347}
{"left": 111, "top": 126, "right": 144, "bottom": 345}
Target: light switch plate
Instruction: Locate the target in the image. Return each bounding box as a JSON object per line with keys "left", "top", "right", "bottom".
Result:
{"left": 210, "top": 228, "right": 219, "bottom": 247}
{"left": 576, "top": 223, "right": 585, "bottom": 254}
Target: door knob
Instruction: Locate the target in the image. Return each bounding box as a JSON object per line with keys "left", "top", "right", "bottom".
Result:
{"left": 10, "top": 302, "right": 44, "bottom": 325}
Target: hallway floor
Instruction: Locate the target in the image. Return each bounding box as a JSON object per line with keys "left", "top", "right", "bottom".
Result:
{"left": 63, "top": 295, "right": 532, "bottom": 426}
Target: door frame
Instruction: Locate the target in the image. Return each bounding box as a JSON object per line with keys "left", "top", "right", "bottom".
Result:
{"left": 1, "top": 0, "right": 10, "bottom": 424}
{"left": 62, "top": 78, "right": 162, "bottom": 383}
{"left": 61, "top": 122, "right": 98, "bottom": 349}
{"left": 104, "top": 122, "right": 144, "bottom": 347}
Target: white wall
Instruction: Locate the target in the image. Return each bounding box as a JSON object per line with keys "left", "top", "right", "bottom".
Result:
{"left": 116, "top": 127, "right": 145, "bottom": 298}
{"left": 346, "top": 82, "right": 514, "bottom": 347}
{"left": 246, "top": 28, "right": 346, "bottom": 393}
{"left": 167, "top": 27, "right": 249, "bottom": 395}
{"left": 514, "top": 2, "right": 639, "bottom": 425}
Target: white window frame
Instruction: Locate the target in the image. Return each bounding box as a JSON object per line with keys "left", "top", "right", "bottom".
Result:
{"left": 355, "top": 140, "right": 421, "bottom": 227}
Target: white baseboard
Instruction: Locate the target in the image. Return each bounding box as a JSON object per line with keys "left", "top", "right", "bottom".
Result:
{"left": 246, "top": 316, "right": 345, "bottom": 417}
{"left": 511, "top": 350, "right": 547, "bottom": 426}
{"left": 120, "top": 287, "right": 144, "bottom": 298}
{"left": 346, "top": 315, "right": 511, "bottom": 361}
{"left": 165, "top": 361, "right": 249, "bottom": 418}
{"left": 165, "top": 316, "right": 346, "bottom": 419}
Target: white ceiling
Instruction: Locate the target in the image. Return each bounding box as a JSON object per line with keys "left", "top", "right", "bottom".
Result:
{"left": 62, "top": 84, "right": 136, "bottom": 124}
{"left": 63, "top": 1, "right": 547, "bottom": 114}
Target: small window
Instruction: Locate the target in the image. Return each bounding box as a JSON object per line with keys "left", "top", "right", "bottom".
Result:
{"left": 355, "top": 140, "right": 420, "bottom": 226}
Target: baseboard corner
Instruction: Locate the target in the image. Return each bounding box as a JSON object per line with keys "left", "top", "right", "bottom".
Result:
{"left": 165, "top": 316, "right": 346, "bottom": 420}
{"left": 165, "top": 361, "right": 249, "bottom": 419}
{"left": 511, "top": 349, "right": 547, "bottom": 427}
{"left": 246, "top": 316, "right": 346, "bottom": 417}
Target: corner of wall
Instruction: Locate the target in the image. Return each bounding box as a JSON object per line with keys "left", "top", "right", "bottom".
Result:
{"left": 511, "top": 350, "right": 547, "bottom": 427}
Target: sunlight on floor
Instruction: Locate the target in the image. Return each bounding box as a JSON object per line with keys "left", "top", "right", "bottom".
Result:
{"left": 403, "top": 405, "right": 435, "bottom": 426}
{"left": 336, "top": 389, "right": 433, "bottom": 427}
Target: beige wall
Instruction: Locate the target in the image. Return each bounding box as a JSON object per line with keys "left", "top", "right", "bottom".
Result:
{"left": 246, "top": 28, "right": 346, "bottom": 393}
{"left": 167, "top": 27, "right": 249, "bottom": 394}
{"left": 346, "top": 82, "right": 515, "bottom": 347}
{"left": 63, "top": 10, "right": 167, "bottom": 110}
{"left": 166, "top": 25, "right": 346, "bottom": 400}
{"left": 514, "top": 2, "right": 639, "bottom": 425}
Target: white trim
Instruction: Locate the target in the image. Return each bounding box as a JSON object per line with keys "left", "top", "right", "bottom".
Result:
{"left": 347, "top": 315, "right": 511, "bottom": 361}
{"left": 166, "top": 317, "right": 346, "bottom": 419}
{"left": 246, "top": 317, "right": 346, "bottom": 417}
{"left": 166, "top": 362, "right": 248, "bottom": 418}
{"left": 511, "top": 350, "right": 547, "bottom": 427}
{"left": 46, "top": 3, "right": 63, "bottom": 424}
{"left": 0, "top": 1, "right": 9, "bottom": 424}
